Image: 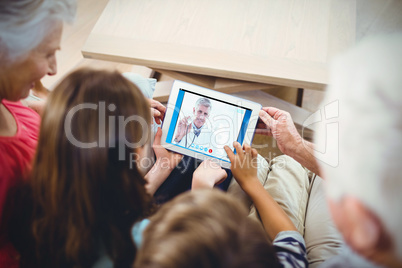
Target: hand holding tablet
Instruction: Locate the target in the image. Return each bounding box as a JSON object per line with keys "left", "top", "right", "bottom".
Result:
{"left": 161, "top": 80, "right": 261, "bottom": 168}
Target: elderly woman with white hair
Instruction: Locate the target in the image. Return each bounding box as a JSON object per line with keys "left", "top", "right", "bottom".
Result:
{"left": 0, "top": 0, "right": 75, "bottom": 266}
{"left": 258, "top": 33, "right": 402, "bottom": 267}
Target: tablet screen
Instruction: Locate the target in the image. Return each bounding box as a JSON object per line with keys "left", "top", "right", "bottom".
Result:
{"left": 165, "top": 88, "right": 252, "bottom": 163}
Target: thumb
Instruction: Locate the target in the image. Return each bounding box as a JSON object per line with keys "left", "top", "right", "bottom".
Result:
{"left": 153, "top": 108, "right": 161, "bottom": 117}
{"left": 259, "top": 110, "right": 275, "bottom": 129}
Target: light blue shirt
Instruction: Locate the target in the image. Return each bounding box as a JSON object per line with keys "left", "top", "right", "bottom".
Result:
{"left": 92, "top": 219, "right": 150, "bottom": 268}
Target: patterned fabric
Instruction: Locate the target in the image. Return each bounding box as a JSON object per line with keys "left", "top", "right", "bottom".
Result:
{"left": 273, "top": 231, "right": 308, "bottom": 268}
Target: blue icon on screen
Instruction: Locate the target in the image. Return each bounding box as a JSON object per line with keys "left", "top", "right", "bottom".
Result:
{"left": 195, "top": 145, "right": 199, "bottom": 149}
{"left": 191, "top": 143, "right": 195, "bottom": 148}
{"left": 204, "top": 147, "right": 208, "bottom": 152}
{"left": 200, "top": 146, "right": 203, "bottom": 150}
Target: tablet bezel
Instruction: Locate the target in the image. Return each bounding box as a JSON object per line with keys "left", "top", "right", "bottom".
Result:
{"left": 161, "top": 80, "right": 262, "bottom": 168}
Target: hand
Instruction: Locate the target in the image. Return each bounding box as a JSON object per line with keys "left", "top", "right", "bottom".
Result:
{"left": 226, "top": 142, "right": 298, "bottom": 239}
{"left": 224, "top": 142, "right": 259, "bottom": 190}
{"left": 148, "top": 99, "right": 166, "bottom": 124}
{"left": 258, "top": 107, "right": 303, "bottom": 156}
{"left": 174, "top": 116, "right": 191, "bottom": 142}
{"left": 153, "top": 127, "right": 183, "bottom": 170}
{"left": 192, "top": 160, "right": 227, "bottom": 189}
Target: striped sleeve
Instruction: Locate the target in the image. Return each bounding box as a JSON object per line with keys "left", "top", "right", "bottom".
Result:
{"left": 273, "top": 231, "right": 308, "bottom": 268}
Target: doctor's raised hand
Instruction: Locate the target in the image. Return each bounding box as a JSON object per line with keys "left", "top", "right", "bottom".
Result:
{"left": 174, "top": 116, "right": 191, "bottom": 142}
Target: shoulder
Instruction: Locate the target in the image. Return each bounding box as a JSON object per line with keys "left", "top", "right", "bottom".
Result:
{"left": 0, "top": 101, "right": 40, "bottom": 184}
{"left": 2, "top": 100, "right": 40, "bottom": 134}
{"left": 273, "top": 231, "right": 308, "bottom": 268}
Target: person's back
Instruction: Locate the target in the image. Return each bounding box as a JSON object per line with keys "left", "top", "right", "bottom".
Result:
{"left": 9, "top": 68, "right": 154, "bottom": 267}
{"left": 315, "top": 33, "right": 402, "bottom": 267}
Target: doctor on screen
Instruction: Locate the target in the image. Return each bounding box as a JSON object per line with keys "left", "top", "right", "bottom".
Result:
{"left": 173, "top": 97, "right": 212, "bottom": 148}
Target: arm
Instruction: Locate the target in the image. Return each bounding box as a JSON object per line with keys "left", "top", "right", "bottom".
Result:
{"left": 145, "top": 161, "right": 175, "bottom": 196}
{"left": 258, "top": 107, "right": 321, "bottom": 177}
{"left": 224, "top": 142, "right": 297, "bottom": 240}
{"left": 191, "top": 160, "right": 227, "bottom": 190}
{"left": 288, "top": 139, "right": 320, "bottom": 177}
{"left": 145, "top": 128, "right": 183, "bottom": 195}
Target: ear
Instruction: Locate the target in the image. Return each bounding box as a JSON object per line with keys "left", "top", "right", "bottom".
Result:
{"left": 336, "top": 197, "right": 381, "bottom": 253}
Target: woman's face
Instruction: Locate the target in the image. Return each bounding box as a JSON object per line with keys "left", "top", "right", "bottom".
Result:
{"left": 0, "top": 22, "right": 63, "bottom": 101}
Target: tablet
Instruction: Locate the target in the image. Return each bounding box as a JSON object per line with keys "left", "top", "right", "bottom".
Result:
{"left": 161, "top": 80, "right": 262, "bottom": 168}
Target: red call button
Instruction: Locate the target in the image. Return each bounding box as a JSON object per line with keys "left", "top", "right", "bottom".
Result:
{"left": 208, "top": 149, "right": 213, "bottom": 153}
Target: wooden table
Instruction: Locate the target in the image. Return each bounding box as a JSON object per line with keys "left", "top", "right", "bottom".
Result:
{"left": 82, "top": 0, "right": 356, "bottom": 94}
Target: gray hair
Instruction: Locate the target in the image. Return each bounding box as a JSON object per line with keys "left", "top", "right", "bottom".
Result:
{"left": 195, "top": 97, "right": 212, "bottom": 110}
{"left": 316, "top": 33, "right": 402, "bottom": 259}
{"left": 0, "top": 0, "right": 76, "bottom": 63}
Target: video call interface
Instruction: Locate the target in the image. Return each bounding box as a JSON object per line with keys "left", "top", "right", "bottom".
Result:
{"left": 166, "top": 89, "right": 252, "bottom": 162}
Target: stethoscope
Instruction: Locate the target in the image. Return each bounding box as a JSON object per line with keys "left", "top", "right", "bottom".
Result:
{"left": 185, "top": 125, "right": 197, "bottom": 148}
